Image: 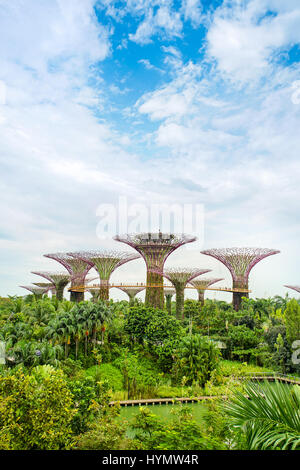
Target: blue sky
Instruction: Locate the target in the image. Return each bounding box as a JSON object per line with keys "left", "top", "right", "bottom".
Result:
{"left": 1, "top": 0, "right": 300, "bottom": 300}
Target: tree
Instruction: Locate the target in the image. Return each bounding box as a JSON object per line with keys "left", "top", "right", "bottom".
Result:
{"left": 75, "top": 406, "right": 126, "bottom": 450}
{"left": 130, "top": 406, "right": 224, "bottom": 450}
{"left": 284, "top": 299, "right": 300, "bottom": 346}
{"left": 223, "top": 380, "right": 300, "bottom": 450}
{"left": 124, "top": 305, "right": 183, "bottom": 346}
{"left": 0, "top": 365, "right": 75, "bottom": 450}
{"left": 174, "top": 334, "right": 220, "bottom": 386}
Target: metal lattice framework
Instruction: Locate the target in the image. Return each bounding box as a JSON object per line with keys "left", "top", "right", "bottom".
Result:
{"left": 67, "top": 250, "right": 141, "bottom": 301}
{"left": 284, "top": 285, "right": 300, "bottom": 294}
{"left": 33, "top": 282, "right": 54, "bottom": 289}
{"left": 201, "top": 247, "right": 280, "bottom": 310}
{"left": 117, "top": 286, "right": 145, "bottom": 305}
{"left": 114, "top": 232, "right": 197, "bottom": 308}
{"left": 20, "top": 285, "right": 49, "bottom": 296}
{"left": 44, "top": 252, "right": 93, "bottom": 302}
{"left": 189, "top": 278, "right": 224, "bottom": 304}
{"left": 31, "top": 272, "right": 71, "bottom": 301}
{"left": 151, "top": 267, "right": 211, "bottom": 318}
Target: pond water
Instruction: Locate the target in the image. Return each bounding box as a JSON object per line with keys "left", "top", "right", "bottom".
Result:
{"left": 119, "top": 402, "right": 208, "bottom": 438}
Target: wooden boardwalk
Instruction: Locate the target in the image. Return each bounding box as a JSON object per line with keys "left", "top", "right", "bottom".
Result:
{"left": 109, "top": 375, "right": 300, "bottom": 407}
{"left": 109, "top": 395, "right": 227, "bottom": 407}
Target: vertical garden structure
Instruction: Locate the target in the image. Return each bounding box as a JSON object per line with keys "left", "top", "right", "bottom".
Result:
{"left": 164, "top": 287, "right": 176, "bottom": 314}
{"left": 201, "top": 248, "right": 280, "bottom": 311}
{"left": 31, "top": 272, "right": 70, "bottom": 301}
{"left": 117, "top": 286, "right": 145, "bottom": 305}
{"left": 152, "top": 268, "right": 211, "bottom": 319}
{"left": 20, "top": 285, "right": 49, "bottom": 299}
{"left": 33, "top": 282, "right": 55, "bottom": 295}
{"left": 44, "top": 253, "right": 92, "bottom": 303}
{"left": 189, "top": 278, "right": 224, "bottom": 305}
{"left": 88, "top": 288, "right": 102, "bottom": 302}
{"left": 68, "top": 250, "right": 141, "bottom": 301}
{"left": 114, "top": 232, "right": 197, "bottom": 309}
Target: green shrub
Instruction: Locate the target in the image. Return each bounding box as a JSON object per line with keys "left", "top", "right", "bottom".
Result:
{"left": 85, "top": 364, "right": 123, "bottom": 391}
{"left": 0, "top": 365, "right": 75, "bottom": 450}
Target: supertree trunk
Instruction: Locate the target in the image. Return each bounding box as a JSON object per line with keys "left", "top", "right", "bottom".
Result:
{"left": 175, "top": 285, "right": 185, "bottom": 319}
{"left": 232, "top": 279, "right": 249, "bottom": 311}
{"left": 128, "top": 293, "right": 136, "bottom": 306}
{"left": 197, "top": 290, "right": 205, "bottom": 305}
{"left": 99, "top": 280, "right": 109, "bottom": 301}
{"left": 145, "top": 271, "right": 164, "bottom": 309}
{"left": 56, "top": 284, "right": 65, "bottom": 301}
{"left": 113, "top": 233, "right": 197, "bottom": 310}
{"left": 165, "top": 293, "right": 173, "bottom": 314}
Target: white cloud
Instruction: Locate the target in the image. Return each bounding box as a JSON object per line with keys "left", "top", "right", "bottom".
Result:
{"left": 206, "top": 0, "right": 300, "bottom": 82}
{"left": 181, "top": 0, "right": 203, "bottom": 27}
{"left": 128, "top": 2, "right": 183, "bottom": 44}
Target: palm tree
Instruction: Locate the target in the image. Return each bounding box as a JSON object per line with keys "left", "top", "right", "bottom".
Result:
{"left": 223, "top": 380, "right": 300, "bottom": 450}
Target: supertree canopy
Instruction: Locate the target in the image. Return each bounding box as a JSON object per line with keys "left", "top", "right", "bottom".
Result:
{"left": 33, "top": 282, "right": 55, "bottom": 292}
{"left": 152, "top": 267, "right": 211, "bottom": 318}
{"left": 31, "top": 272, "right": 70, "bottom": 301}
{"left": 189, "top": 278, "right": 224, "bottom": 305}
{"left": 67, "top": 250, "right": 141, "bottom": 301}
{"left": 117, "top": 286, "right": 145, "bottom": 305}
{"left": 201, "top": 247, "right": 280, "bottom": 310}
{"left": 114, "top": 232, "right": 197, "bottom": 308}
{"left": 44, "top": 253, "right": 92, "bottom": 302}
{"left": 284, "top": 285, "right": 300, "bottom": 294}
{"left": 20, "top": 285, "right": 49, "bottom": 297}
{"left": 164, "top": 287, "right": 176, "bottom": 315}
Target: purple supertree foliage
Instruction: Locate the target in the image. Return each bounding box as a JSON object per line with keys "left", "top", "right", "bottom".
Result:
{"left": 200, "top": 248, "right": 280, "bottom": 285}
{"left": 117, "top": 286, "right": 145, "bottom": 298}
{"left": 31, "top": 272, "right": 70, "bottom": 301}
{"left": 189, "top": 278, "right": 224, "bottom": 290}
{"left": 32, "top": 282, "right": 54, "bottom": 289}
{"left": 20, "top": 285, "right": 49, "bottom": 296}
{"left": 150, "top": 267, "right": 211, "bottom": 318}
{"left": 284, "top": 285, "right": 300, "bottom": 294}
{"left": 31, "top": 271, "right": 70, "bottom": 285}
{"left": 44, "top": 253, "right": 92, "bottom": 285}
{"left": 67, "top": 250, "right": 141, "bottom": 282}
{"left": 113, "top": 232, "right": 197, "bottom": 308}
{"left": 164, "top": 287, "right": 176, "bottom": 297}
{"left": 113, "top": 232, "right": 197, "bottom": 270}
{"left": 201, "top": 247, "right": 280, "bottom": 310}
{"left": 156, "top": 268, "right": 212, "bottom": 288}
{"left": 189, "top": 278, "right": 224, "bottom": 304}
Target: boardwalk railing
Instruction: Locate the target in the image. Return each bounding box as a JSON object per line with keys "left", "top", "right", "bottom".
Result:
{"left": 109, "top": 373, "right": 300, "bottom": 407}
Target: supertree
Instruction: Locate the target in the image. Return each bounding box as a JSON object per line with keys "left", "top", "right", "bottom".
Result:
{"left": 114, "top": 232, "right": 197, "bottom": 308}
{"left": 31, "top": 272, "right": 71, "bottom": 301}
{"left": 32, "top": 282, "right": 56, "bottom": 296}
{"left": 117, "top": 286, "right": 145, "bottom": 305}
{"left": 189, "top": 278, "right": 224, "bottom": 305}
{"left": 67, "top": 250, "right": 141, "bottom": 301}
{"left": 87, "top": 288, "right": 102, "bottom": 303}
{"left": 164, "top": 287, "right": 176, "bottom": 315}
{"left": 151, "top": 268, "right": 211, "bottom": 319}
{"left": 44, "top": 253, "right": 93, "bottom": 302}
{"left": 284, "top": 285, "right": 300, "bottom": 294}
{"left": 19, "top": 285, "right": 49, "bottom": 298}
{"left": 201, "top": 248, "right": 280, "bottom": 311}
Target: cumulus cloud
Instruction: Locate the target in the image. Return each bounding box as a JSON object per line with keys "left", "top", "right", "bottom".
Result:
{"left": 206, "top": 0, "right": 300, "bottom": 82}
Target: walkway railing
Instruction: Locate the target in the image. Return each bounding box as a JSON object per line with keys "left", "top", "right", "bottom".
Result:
{"left": 109, "top": 373, "right": 300, "bottom": 407}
